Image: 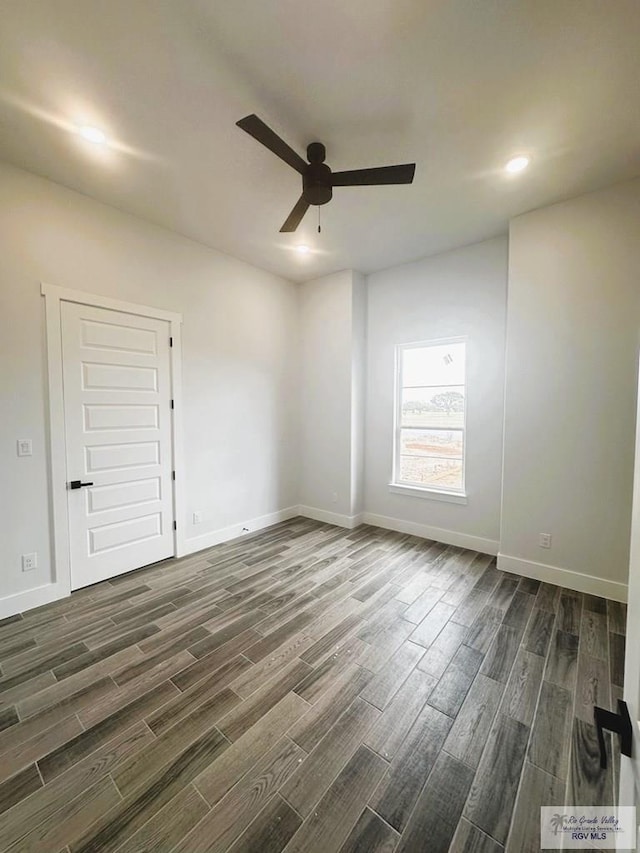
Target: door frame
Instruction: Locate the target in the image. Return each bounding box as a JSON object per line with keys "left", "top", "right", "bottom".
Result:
{"left": 42, "top": 283, "right": 186, "bottom": 600}
{"left": 619, "top": 352, "right": 640, "bottom": 808}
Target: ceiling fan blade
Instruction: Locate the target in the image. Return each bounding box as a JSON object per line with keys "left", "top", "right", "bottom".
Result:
{"left": 280, "top": 195, "right": 310, "bottom": 232}
{"left": 332, "top": 163, "right": 416, "bottom": 186}
{"left": 237, "top": 114, "right": 307, "bottom": 174}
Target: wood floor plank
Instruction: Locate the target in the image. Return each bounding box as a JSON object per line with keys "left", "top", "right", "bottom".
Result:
{"left": 364, "top": 668, "right": 437, "bottom": 760}
{"left": 506, "top": 762, "right": 564, "bottom": 853}
{"left": 0, "top": 713, "right": 84, "bottom": 785}
{"left": 416, "top": 621, "right": 467, "bottom": 679}
{"left": 607, "top": 599, "right": 627, "bottom": 635}
{"left": 394, "top": 751, "right": 474, "bottom": 853}
{"left": 172, "top": 629, "right": 260, "bottom": 691}
{"left": 428, "top": 644, "right": 483, "bottom": 718}
{"left": 370, "top": 702, "right": 452, "bottom": 832}
{"left": 281, "top": 745, "right": 388, "bottom": 853}
{"left": 464, "top": 713, "right": 530, "bottom": 844}
{"left": 359, "top": 641, "right": 424, "bottom": 710}
{"left": 281, "top": 697, "right": 380, "bottom": 817}
{"left": 0, "top": 707, "right": 19, "bottom": 735}
{"left": 527, "top": 681, "right": 573, "bottom": 780}
{"left": 580, "top": 610, "right": 608, "bottom": 661}
{"left": 116, "top": 784, "right": 209, "bottom": 853}
{"left": 147, "top": 677, "right": 242, "bottom": 737}
{"left": 293, "top": 645, "right": 364, "bottom": 704}
{"left": 501, "top": 649, "right": 544, "bottom": 727}
{"left": 0, "top": 763, "right": 43, "bottom": 817}
{"left": 574, "top": 652, "right": 610, "bottom": 724}
{"left": 39, "top": 680, "right": 179, "bottom": 782}
{"left": 338, "top": 807, "right": 399, "bottom": 853}
{"left": 535, "top": 582, "right": 560, "bottom": 612}
{"left": 217, "top": 658, "right": 312, "bottom": 741}
{"left": 523, "top": 608, "right": 555, "bottom": 657}
{"left": 568, "top": 718, "right": 614, "bottom": 806}
{"left": 609, "top": 631, "right": 625, "bottom": 687}
{"left": 544, "top": 629, "right": 578, "bottom": 690}
{"left": 288, "top": 664, "right": 372, "bottom": 753}
{"left": 480, "top": 625, "right": 520, "bottom": 683}
{"left": 226, "top": 794, "right": 302, "bottom": 853}
{"left": 175, "top": 737, "right": 305, "bottom": 853}
{"left": 7, "top": 775, "right": 121, "bottom": 853}
{"left": 451, "top": 589, "right": 488, "bottom": 629}
{"left": 0, "top": 723, "right": 154, "bottom": 851}
{"left": 194, "top": 691, "right": 309, "bottom": 806}
{"left": 557, "top": 592, "right": 582, "bottom": 635}
{"left": 444, "top": 673, "right": 503, "bottom": 768}
{"left": 70, "top": 726, "right": 230, "bottom": 853}
{"left": 409, "top": 601, "right": 456, "bottom": 647}
{"left": 451, "top": 819, "right": 504, "bottom": 852}
{"left": 465, "top": 605, "right": 503, "bottom": 654}
{"left": 501, "top": 591, "right": 535, "bottom": 635}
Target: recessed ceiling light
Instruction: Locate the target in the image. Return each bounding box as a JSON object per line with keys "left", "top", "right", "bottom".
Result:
{"left": 77, "top": 125, "right": 107, "bottom": 145}
{"left": 505, "top": 155, "right": 530, "bottom": 174}
{"left": 295, "top": 245, "right": 310, "bottom": 254}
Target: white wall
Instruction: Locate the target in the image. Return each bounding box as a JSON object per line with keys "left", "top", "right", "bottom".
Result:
{"left": 0, "top": 163, "right": 299, "bottom": 613}
{"left": 364, "top": 237, "right": 508, "bottom": 552}
{"left": 500, "top": 179, "right": 640, "bottom": 599}
{"left": 298, "top": 269, "right": 366, "bottom": 524}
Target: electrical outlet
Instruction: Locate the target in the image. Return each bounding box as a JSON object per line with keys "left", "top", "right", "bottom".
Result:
{"left": 192, "top": 511, "right": 203, "bottom": 525}
{"left": 17, "top": 439, "right": 32, "bottom": 457}
{"left": 331, "top": 491, "right": 338, "bottom": 504}
{"left": 22, "top": 552, "right": 38, "bottom": 571}
{"left": 539, "top": 533, "right": 552, "bottom": 549}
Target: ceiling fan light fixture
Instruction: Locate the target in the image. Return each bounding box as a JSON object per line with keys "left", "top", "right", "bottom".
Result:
{"left": 76, "top": 124, "right": 108, "bottom": 145}
{"left": 505, "top": 155, "right": 530, "bottom": 174}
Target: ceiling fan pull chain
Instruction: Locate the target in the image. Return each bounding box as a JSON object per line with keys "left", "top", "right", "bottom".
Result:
{"left": 318, "top": 207, "right": 321, "bottom": 234}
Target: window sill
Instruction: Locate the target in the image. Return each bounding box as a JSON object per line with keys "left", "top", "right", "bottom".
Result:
{"left": 388, "top": 483, "right": 468, "bottom": 505}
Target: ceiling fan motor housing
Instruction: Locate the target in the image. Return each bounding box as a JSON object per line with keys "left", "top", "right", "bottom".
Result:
{"left": 303, "top": 159, "right": 332, "bottom": 206}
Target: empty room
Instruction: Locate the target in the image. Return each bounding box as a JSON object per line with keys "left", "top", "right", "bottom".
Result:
{"left": 1, "top": 1, "right": 640, "bottom": 851}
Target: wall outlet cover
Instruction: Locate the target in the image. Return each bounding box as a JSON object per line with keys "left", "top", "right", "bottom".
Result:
{"left": 539, "top": 533, "right": 552, "bottom": 549}
{"left": 17, "top": 439, "right": 33, "bottom": 457}
{"left": 22, "top": 552, "right": 38, "bottom": 571}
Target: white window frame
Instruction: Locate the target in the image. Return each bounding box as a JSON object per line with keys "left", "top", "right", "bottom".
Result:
{"left": 390, "top": 336, "right": 468, "bottom": 504}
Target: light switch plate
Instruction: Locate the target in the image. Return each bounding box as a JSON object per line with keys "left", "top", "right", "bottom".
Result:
{"left": 17, "top": 439, "right": 33, "bottom": 457}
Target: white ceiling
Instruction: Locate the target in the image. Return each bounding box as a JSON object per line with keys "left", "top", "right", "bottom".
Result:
{"left": 1, "top": 0, "right": 639, "bottom": 282}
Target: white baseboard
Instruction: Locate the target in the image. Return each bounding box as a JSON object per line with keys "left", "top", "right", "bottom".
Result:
{"left": 182, "top": 505, "right": 300, "bottom": 556}
{"left": 497, "top": 552, "right": 628, "bottom": 602}
{"left": 362, "top": 512, "right": 499, "bottom": 555}
{"left": 0, "top": 581, "right": 70, "bottom": 620}
{"left": 297, "top": 505, "right": 364, "bottom": 530}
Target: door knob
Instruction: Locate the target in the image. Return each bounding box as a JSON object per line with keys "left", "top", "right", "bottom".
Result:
{"left": 594, "top": 699, "right": 632, "bottom": 769}
{"left": 68, "top": 480, "right": 94, "bottom": 490}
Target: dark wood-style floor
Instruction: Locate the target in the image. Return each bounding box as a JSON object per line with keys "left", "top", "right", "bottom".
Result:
{"left": 0, "top": 518, "right": 626, "bottom": 852}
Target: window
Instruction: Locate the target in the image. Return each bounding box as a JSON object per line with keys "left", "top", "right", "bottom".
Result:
{"left": 393, "top": 339, "right": 466, "bottom": 496}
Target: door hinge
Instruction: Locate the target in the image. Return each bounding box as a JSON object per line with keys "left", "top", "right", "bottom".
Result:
{"left": 173, "top": 520, "right": 177, "bottom": 531}
{"left": 171, "top": 399, "right": 174, "bottom": 409}
{"left": 172, "top": 470, "right": 176, "bottom": 481}
{"left": 169, "top": 336, "right": 173, "bottom": 347}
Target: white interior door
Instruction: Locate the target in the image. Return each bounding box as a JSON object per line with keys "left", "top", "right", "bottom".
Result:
{"left": 61, "top": 301, "right": 175, "bottom": 589}
{"left": 620, "top": 360, "right": 640, "bottom": 839}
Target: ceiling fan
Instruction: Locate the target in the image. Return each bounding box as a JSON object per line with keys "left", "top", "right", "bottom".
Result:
{"left": 236, "top": 114, "right": 416, "bottom": 233}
